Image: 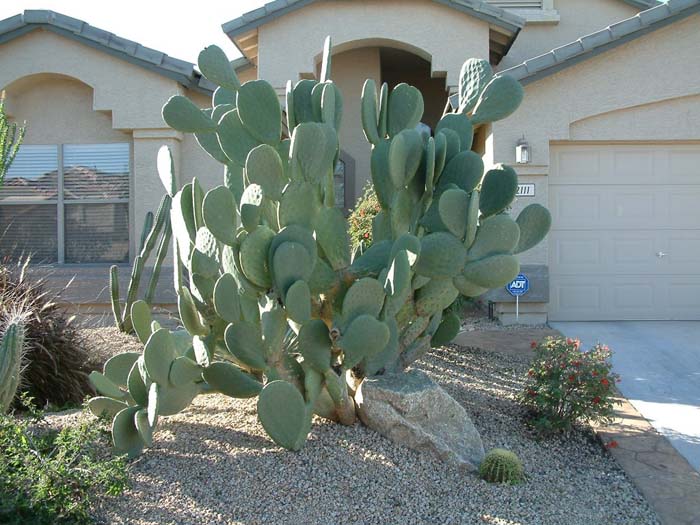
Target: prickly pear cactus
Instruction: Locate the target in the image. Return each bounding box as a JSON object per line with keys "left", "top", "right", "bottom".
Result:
{"left": 90, "top": 37, "right": 551, "bottom": 455}
{"left": 0, "top": 316, "right": 26, "bottom": 413}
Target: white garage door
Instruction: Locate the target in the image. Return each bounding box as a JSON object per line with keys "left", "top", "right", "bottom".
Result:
{"left": 548, "top": 144, "right": 700, "bottom": 321}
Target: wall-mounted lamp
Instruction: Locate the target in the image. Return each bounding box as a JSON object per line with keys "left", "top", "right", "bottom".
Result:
{"left": 516, "top": 135, "right": 531, "bottom": 164}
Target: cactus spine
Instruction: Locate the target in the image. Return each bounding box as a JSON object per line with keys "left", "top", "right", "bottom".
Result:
{"left": 0, "top": 317, "right": 26, "bottom": 413}
{"left": 91, "top": 38, "right": 551, "bottom": 455}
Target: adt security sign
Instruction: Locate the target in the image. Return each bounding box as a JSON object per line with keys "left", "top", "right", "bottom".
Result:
{"left": 506, "top": 274, "right": 529, "bottom": 321}
{"left": 506, "top": 274, "right": 529, "bottom": 297}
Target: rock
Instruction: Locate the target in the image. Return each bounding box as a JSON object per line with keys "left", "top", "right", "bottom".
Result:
{"left": 355, "top": 369, "right": 485, "bottom": 471}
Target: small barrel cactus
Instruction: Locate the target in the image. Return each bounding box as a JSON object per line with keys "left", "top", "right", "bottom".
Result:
{"left": 479, "top": 448, "right": 525, "bottom": 484}
{"left": 0, "top": 316, "right": 26, "bottom": 413}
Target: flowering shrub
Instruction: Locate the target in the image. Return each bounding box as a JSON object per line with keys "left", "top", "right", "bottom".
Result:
{"left": 520, "top": 337, "right": 621, "bottom": 433}
{"left": 347, "top": 182, "right": 380, "bottom": 249}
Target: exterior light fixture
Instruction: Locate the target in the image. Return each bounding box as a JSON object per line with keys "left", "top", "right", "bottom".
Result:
{"left": 516, "top": 135, "right": 530, "bottom": 164}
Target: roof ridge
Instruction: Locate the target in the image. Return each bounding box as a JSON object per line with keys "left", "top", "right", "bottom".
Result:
{"left": 500, "top": 0, "right": 700, "bottom": 85}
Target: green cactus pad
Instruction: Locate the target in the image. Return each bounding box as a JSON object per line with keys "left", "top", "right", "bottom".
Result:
{"left": 514, "top": 203, "right": 551, "bottom": 254}
{"left": 433, "top": 131, "right": 448, "bottom": 179}
{"left": 370, "top": 140, "right": 393, "bottom": 208}
{"left": 321, "top": 82, "right": 343, "bottom": 131}
{"left": 202, "top": 186, "right": 238, "bottom": 245}
{"left": 272, "top": 241, "right": 314, "bottom": 297}
{"left": 467, "top": 214, "right": 520, "bottom": 260}
{"left": 224, "top": 321, "right": 267, "bottom": 370}
{"left": 361, "top": 79, "right": 381, "bottom": 145}
{"left": 172, "top": 186, "right": 196, "bottom": 264}
{"left": 390, "top": 233, "right": 421, "bottom": 265}
{"left": 415, "top": 278, "right": 460, "bottom": 317}
{"left": 112, "top": 406, "right": 143, "bottom": 458}
{"left": 390, "top": 189, "right": 413, "bottom": 237}
{"left": 240, "top": 225, "right": 275, "bottom": 288}
{"left": 269, "top": 225, "right": 318, "bottom": 267}
{"left": 479, "top": 164, "right": 518, "bottom": 217}
{"left": 147, "top": 383, "right": 159, "bottom": 426}
{"left": 178, "top": 287, "right": 209, "bottom": 336}
{"left": 436, "top": 114, "right": 474, "bottom": 152}
{"left": 103, "top": 352, "right": 141, "bottom": 388}
{"left": 372, "top": 210, "right": 392, "bottom": 243}
{"left": 458, "top": 58, "right": 493, "bottom": 114}
{"left": 293, "top": 79, "right": 318, "bottom": 124}
{"left": 278, "top": 181, "right": 320, "bottom": 229}
{"left": 340, "top": 315, "right": 391, "bottom": 369}
{"left": 439, "top": 151, "right": 484, "bottom": 194}
{"left": 471, "top": 75, "right": 524, "bottom": 126}
{"left": 431, "top": 311, "right": 462, "bottom": 346}
{"left": 198, "top": 45, "right": 240, "bottom": 91}
{"left": 362, "top": 317, "right": 400, "bottom": 376}
{"left": 342, "top": 277, "right": 386, "bottom": 325}
{"left": 192, "top": 336, "right": 212, "bottom": 367}
{"left": 289, "top": 123, "right": 338, "bottom": 184}
{"left": 162, "top": 95, "right": 215, "bottom": 133}
{"left": 169, "top": 356, "right": 202, "bottom": 387}
{"left": 439, "top": 129, "right": 461, "bottom": 165}
{"left": 384, "top": 250, "right": 410, "bottom": 297}
{"left": 203, "top": 361, "right": 263, "bottom": 398}
{"left": 213, "top": 273, "right": 241, "bottom": 323}
{"left": 89, "top": 371, "right": 126, "bottom": 400}
{"left": 135, "top": 409, "right": 153, "bottom": 448}
{"left": 213, "top": 85, "right": 237, "bottom": 106}
{"left": 453, "top": 275, "right": 488, "bottom": 298}
{"left": 246, "top": 144, "right": 285, "bottom": 201}
{"left": 257, "top": 380, "right": 309, "bottom": 451}
{"left": 196, "top": 130, "right": 229, "bottom": 164}
{"left": 388, "top": 129, "right": 423, "bottom": 188}
{"left": 155, "top": 382, "right": 200, "bottom": 416}
{"left": 129, "top": 301, "right": 153, "bottom": 344}
{"left": 127, "top": 360, "right": 149, "bottom": 406}
{"left": 285, "top": 80, "right": 296, "bottom": 131}
{"left": 308, "top": 257, "right": 339, "bottom": 294}
{"left": 349, "top": 240, "right": 391, "bottom": 275}
{"left": 237, "top": 80, "right": 282, "bottom": 145}
{"left": 143, "top": 329, "right": 178, "bottom": 385}
{"left": 88, "top": 397, "right": 128, "bottom": 418}
{"left": 465, "top": 190, "right": 480, "bottom": 249}
{"left": 240, "top": 183, "right": 264, "bottom": 232}
{"left": 261, "top": 307, "right": 287, "bottom": 356}
{"left": 156, "top": 145, "right": 177, "bottom": 197}
{"left": 314, "top": 207, "right": 351, "bottom": 270}
{"left": 438, "top": 188, "right": 470, "bottom": 239}
{"left": 217, "top": 109, "right": 260, "bottom": 166}
{"left": 285, "top": 280, "right": 312, "bottom": 324}
{"left": 298, "top": 319, "right": 332, "bottom": 372}
{"left": 415, "top": 232, "right": 467, "bottom": 278}
{"left": 462, "top": 254, "right": 519, "bottom": 288}
{"left": 387, "top": 83, "right": 424, "bottom": 137}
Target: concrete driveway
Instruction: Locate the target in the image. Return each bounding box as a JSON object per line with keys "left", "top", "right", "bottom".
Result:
{"left": 550, "top": 321, "right": 700, "bottom": 473}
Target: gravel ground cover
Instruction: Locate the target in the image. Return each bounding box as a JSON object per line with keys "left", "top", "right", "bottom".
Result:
{"left": 66, "top": 326, "right": 660, "bottom": 525}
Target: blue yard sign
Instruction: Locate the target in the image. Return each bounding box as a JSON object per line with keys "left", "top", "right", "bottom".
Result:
{"left": 506, "top": 274, "right": 529, "bottom": 322}
{"left": 506, "top": 274, "right": 529, "bottom": 297}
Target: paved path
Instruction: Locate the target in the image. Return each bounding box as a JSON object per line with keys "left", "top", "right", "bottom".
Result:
{"left": 551, "top": 322, "right": 700, "bottom": 473}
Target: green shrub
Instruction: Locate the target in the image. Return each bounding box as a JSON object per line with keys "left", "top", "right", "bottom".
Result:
{"left": 347, "top": 182, "right": 380, "bottom": 249}
{"left": 520, "top": 337, "right": 620, "bottom": 433}
{"left": 479, "top": 448, "right": 524, "bottom": 484}
{"left": 0, "top": 259, "right": 94, "bottom": 409}
{"left": 0, "top": 396, "right": 128, "bottom": 524}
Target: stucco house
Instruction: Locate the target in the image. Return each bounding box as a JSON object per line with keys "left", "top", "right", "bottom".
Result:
{"left": 0, "top": 0, "right": 698, "bottom": 324}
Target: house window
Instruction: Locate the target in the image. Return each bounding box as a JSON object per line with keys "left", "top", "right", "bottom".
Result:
{"left": 0, "top": 143, "right": 130, "bottom": 264}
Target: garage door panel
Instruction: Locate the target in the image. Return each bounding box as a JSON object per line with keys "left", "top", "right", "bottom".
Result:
{"left": 549, "top": 143, "right": 700, "bottom": 321}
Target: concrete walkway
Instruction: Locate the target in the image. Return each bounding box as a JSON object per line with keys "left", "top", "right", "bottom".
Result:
{"left": 551, "top": 322, "right": 700, "bottom": 473}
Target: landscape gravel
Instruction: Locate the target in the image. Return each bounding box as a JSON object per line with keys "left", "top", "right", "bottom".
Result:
{"left": 64, "top": 327, "right": 661, "bottom": 525}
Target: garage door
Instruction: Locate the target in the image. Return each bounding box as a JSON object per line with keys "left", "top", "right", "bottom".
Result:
{"left": 548, "top": 144, "right": 700, "bottom": 321}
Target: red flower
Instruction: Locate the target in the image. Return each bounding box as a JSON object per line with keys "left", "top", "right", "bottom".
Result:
{"left": 573, "top": 361, "right": 581, "bottom": 368}
{"left": 593, "top": 396, "right": 601, "bottom": 404}
{"left": 601, "top": 378, "right": 610, "bottom": 387}
{"left": 363, "top": 233, "right": 369, "bottom": 239}
{"left": 528, "top": 389, "right": 537, "bottom": 397}
{"left": 568, "top": 374, "right": 576, "bottom": 382}
{"left": 528, "top": 370, "right": 534, "bottom": 376}
{"left": 566, "top": 338, "right": 573, "bottom": 345}
{"left": 606, "top": 440, "right": 619, "bottom": 449}
{"left": 530, "top": 341, "right": 537, "bottom": 349}
{"left": 592, "top": 371, "right": 598, "bottom": 376}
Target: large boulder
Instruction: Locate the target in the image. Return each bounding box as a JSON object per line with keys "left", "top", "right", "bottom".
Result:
{"left": 355, "top": 369, "right": 485, "bottom": 471}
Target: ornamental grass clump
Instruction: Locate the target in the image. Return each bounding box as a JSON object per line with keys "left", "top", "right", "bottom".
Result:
{"left": 520, "top": 337, "right": 620, "bottom": 433}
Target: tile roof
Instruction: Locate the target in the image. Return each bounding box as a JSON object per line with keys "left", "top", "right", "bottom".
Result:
{"left": 222, "top": 0, "right": 525, "bottom": 40}
{"left": 0, "top": 10, "right": 217, "bottom": 93}
{"left": 501, "top": 0, "right": 700, "bottom": 85}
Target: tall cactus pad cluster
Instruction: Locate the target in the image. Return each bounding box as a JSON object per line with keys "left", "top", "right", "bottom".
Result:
{"left": 110, "top": 147, "right": 174, "bottom": 334}
{"left": 1, "top": 316, "right": 26, "bottom": 413}
{"left": 90, "top": 40, "right": 551, "bottom": 456}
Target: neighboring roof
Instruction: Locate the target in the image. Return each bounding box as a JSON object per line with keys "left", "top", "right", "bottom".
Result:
{"left": 501, "top": 0, "right": 700, "bottom": 85}
{"left": 0, "top": 10, "right": 215, "bottom": 94}
{"left": 621, "top": 0, "right": 663, "bottom": 8}
{"left": 222, "top": 0, "right": 525, "bottom": 38}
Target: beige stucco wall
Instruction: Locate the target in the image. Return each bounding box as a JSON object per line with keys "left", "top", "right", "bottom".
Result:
{"left": 256, "top": 0, "right": 490, "bottom": 90}
{"left": 490, "top": 12, "right": 700, "bottom": 268}
{"left": 498, "top": 0, "right": 639, "bottom": 70}
{"left": 0, "top": 28, "right": 222, "bottom": 268}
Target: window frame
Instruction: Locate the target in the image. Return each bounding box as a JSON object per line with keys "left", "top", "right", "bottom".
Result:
{"left": 0, "top": 142, "right": 132, "bottom": 265}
